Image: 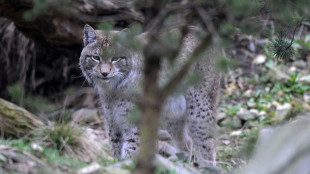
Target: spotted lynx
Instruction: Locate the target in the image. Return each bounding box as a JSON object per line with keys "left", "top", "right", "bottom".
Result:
{"left": 79, "top": 24, "right": 220, "bottom": 166}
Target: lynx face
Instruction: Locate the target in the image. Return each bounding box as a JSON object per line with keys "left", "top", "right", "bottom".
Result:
{"left": 80, "top": 25, "right": 133, "bottom": 89}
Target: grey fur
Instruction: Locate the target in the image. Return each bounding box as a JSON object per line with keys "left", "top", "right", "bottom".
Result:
{"left": 79, "top": 25, "right": 220, "bottom": 166}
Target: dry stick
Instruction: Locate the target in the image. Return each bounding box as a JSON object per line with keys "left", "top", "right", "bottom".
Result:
{"left": 150, "top": 24, "right": 190, "bottom": 63}
{"left": 286, "top": 18, "right": 304, "bottom": 50}
{"left": 0, "top": 145, "right": 47, "bottom": 167}
{"left": 196, "top": 6, "right": 220, "bottom": 44}
{"left": 146, "top": 2, "right": 196, "bottom": 34}
{"left": 77, "top": 11, "right": 145, "bottom": 24}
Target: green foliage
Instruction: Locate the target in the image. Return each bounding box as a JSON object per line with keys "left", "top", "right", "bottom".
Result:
{"left": 224, "top": 104, "right": 242, "bottom": 116}
{"left": 175, "top": 71, "right": 202, "bottom": 95}
{"left": 239, "top": 129, "right": 259, "bottom": 159}
{"left": 0, "top": 139, "right": 88, "bottom": 169}
{"left": 1, "top": 139, "right": 31, "bottom": 151}
{"left": 97, "top": 22, "right": 113, "bottom": 32}
{"left": 220, "top": 23, "right": 236, "bottom": 36}
{"left": 7, "top": 84, "right": 54, "bottom": 114}
{"left": 24, "top": 0, "right": 49, "bottom": 21}
{"left": 36, "top": 124, "right": 83, "bottom": 151}
{"left": 272, "top": 30, "right": 294, "bottom": 60}
{"left": 24, "top": 0, "right": 73, "bottom": 21}
{"left": 121, "top": 161, "right": 136, "bottom": 171}
{"left": 7, "top": 84, "right": 24, "bottom": 105}
{"left": 222, "top": 0, "right": 262, "bottom": 18}
{"left": 216, "top": 56, "right": 233, "bottom": 73}
{"left": 42, "top": 148, "right": 88, "bottom": 169}
{"left": 155, "top": 167, "right": 177, "bottom": 174}
{"left": 128, "top": 108, "right": 141, "bottom": 126}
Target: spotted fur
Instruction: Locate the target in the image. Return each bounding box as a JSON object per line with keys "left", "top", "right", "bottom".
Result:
{"left": 79, "top": 24, "right": 220, "bottom": 166}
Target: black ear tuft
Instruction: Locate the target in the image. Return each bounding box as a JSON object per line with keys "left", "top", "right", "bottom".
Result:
{"left": 83, "top": 24, "right": 98, "bottom": 46}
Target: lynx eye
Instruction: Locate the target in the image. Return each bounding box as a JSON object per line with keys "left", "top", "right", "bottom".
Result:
{"left": 91, "top": 56, "right": 100, "bottom": 62}
{"left": 111, "top": 56, "right": 126, "bottom": 63}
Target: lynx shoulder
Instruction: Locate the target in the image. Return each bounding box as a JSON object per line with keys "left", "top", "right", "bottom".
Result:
{"left": 79, "top": 24, "right": 220, "bottom": 166}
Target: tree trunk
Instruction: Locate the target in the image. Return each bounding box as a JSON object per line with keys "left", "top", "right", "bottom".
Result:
{"left": 134, "top": 50, "right": 163, "bottom": 174}
{"left": 0, "top": 98, "right": 44, "bottom": 137}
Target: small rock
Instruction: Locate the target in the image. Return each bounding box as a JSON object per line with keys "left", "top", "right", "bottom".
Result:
{"left": 304, "top": 93, "right": 310, "bottom": 103}
{"left": 249, "top": 109, "right": 259, "bottom": 115}
{"left": 247, "top": 101, "right": 256, "bottom": 108}
{"left": 249, "top": 42, "right": 256, "bottom": 52}
{"left": 292, "top": 60, "right": 307, "bottom": 68}
{"left": 0, "top": 154, "right": 6, "bottom": 162}
{"left": 222, "top": 140, "right": 230, "bottom": 145}
{"left": 102, "top": 168, "right": 130, "bottom": 174}
{"left": 237, "top": 108, "right": 258, "bottom": 120}
{"left": 258, "top": 111, "right": 267, "bottom": 116}
{"left": 231, "top": 130, "right": 242, "bottom": 136}
{"left": 267, "top": 67, "right": 290, "bottom": 82}
{"left": 297, "top": 75, "right": 310, "bottom": 85}
{"left": 244, "top": 89, "right": 253, "bottom": 97}
{"left": 276, "top": 103, "right": 292, "bottom": 120}
{"left": 253, "top": 54, "right": 267, "bottom": 64}
{"left": 220, "top": 116, "right": 242, "bottom": 129}
{"left": 217, "top": 111, "right": 226, "bottom": 122}
{"left": 77, "top": 163, "right": 102, "bottom": 174}
{"left": 31, "top": 143, "right": 43, "bottom": 152}
{"left": 288, "top": 66, "right": 297, "bottom": 74}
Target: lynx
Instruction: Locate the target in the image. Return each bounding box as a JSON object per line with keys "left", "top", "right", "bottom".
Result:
{"left": 79, "top": 24, "right": 220, "bottom": 166}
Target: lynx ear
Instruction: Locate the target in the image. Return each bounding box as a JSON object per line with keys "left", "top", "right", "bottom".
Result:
{"left": 83, "top": 24, "right": 99, "bottom": 46}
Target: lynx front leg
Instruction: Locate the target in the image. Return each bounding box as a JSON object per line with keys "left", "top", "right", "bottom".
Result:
{"left": 107, "top": 126, "right": 123, "bottom": 158}
{"left": 120, "top": 126, "right": 140, "bottom": 159}
{"left": 165, "top": 117, "right": 192, "bottom": 157}
{"left": 163, "top": 95, "right": 192, "bottom": 157}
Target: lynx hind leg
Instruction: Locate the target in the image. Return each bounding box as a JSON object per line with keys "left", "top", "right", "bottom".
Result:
{"left": 121, "top": 126, "right": 140, "bottom": 159}
{"left": 186, "top": 84, "right": 218, "bottom": 167}
{"left": 165, "top": 117, "right": 193, "bottom": 158}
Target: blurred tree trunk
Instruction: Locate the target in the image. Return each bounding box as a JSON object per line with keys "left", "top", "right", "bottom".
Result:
{"left": 0, "top": 0, "right": 142, "bottom": 98}
{"left": 0, "top": 0, "right": 142, "bottom": 48}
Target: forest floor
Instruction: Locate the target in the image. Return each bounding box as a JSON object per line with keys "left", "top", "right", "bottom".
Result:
{"left": 1, "top": 32, "right": 310, "bottom": 174}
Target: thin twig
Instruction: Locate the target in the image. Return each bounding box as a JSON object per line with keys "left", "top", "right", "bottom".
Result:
{"left": 286, "top": 17, "right": 305, "bottom": 50}
{"left": 146, "top": 2, "right": 197, "bottom": 35}
{"left": 77, "top": 11, "right": 145, "bottom": 24}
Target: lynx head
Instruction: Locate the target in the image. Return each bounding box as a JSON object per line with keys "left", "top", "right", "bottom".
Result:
{"left": 80, "top": 24, "right": 137, "bottom": 89}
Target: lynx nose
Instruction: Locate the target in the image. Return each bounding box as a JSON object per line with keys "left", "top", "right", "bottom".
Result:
{"left": 101, "top": 72, "right": 109, "bottom": 77}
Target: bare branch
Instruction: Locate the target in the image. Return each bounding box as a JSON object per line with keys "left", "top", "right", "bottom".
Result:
{"left": 146, "top": 2, "right": 197, "bottom": 35}
{"left": 196, "top": 7, "right": 219, "bottom": 41}
{"left": 286, "top": 17, "right": 305, "bottom": 50}
{"left": 76, "top": 11, "right": 145, "bottom": 24}
{"left": 160, "top": 33, "right": 213, "bottom": 100}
